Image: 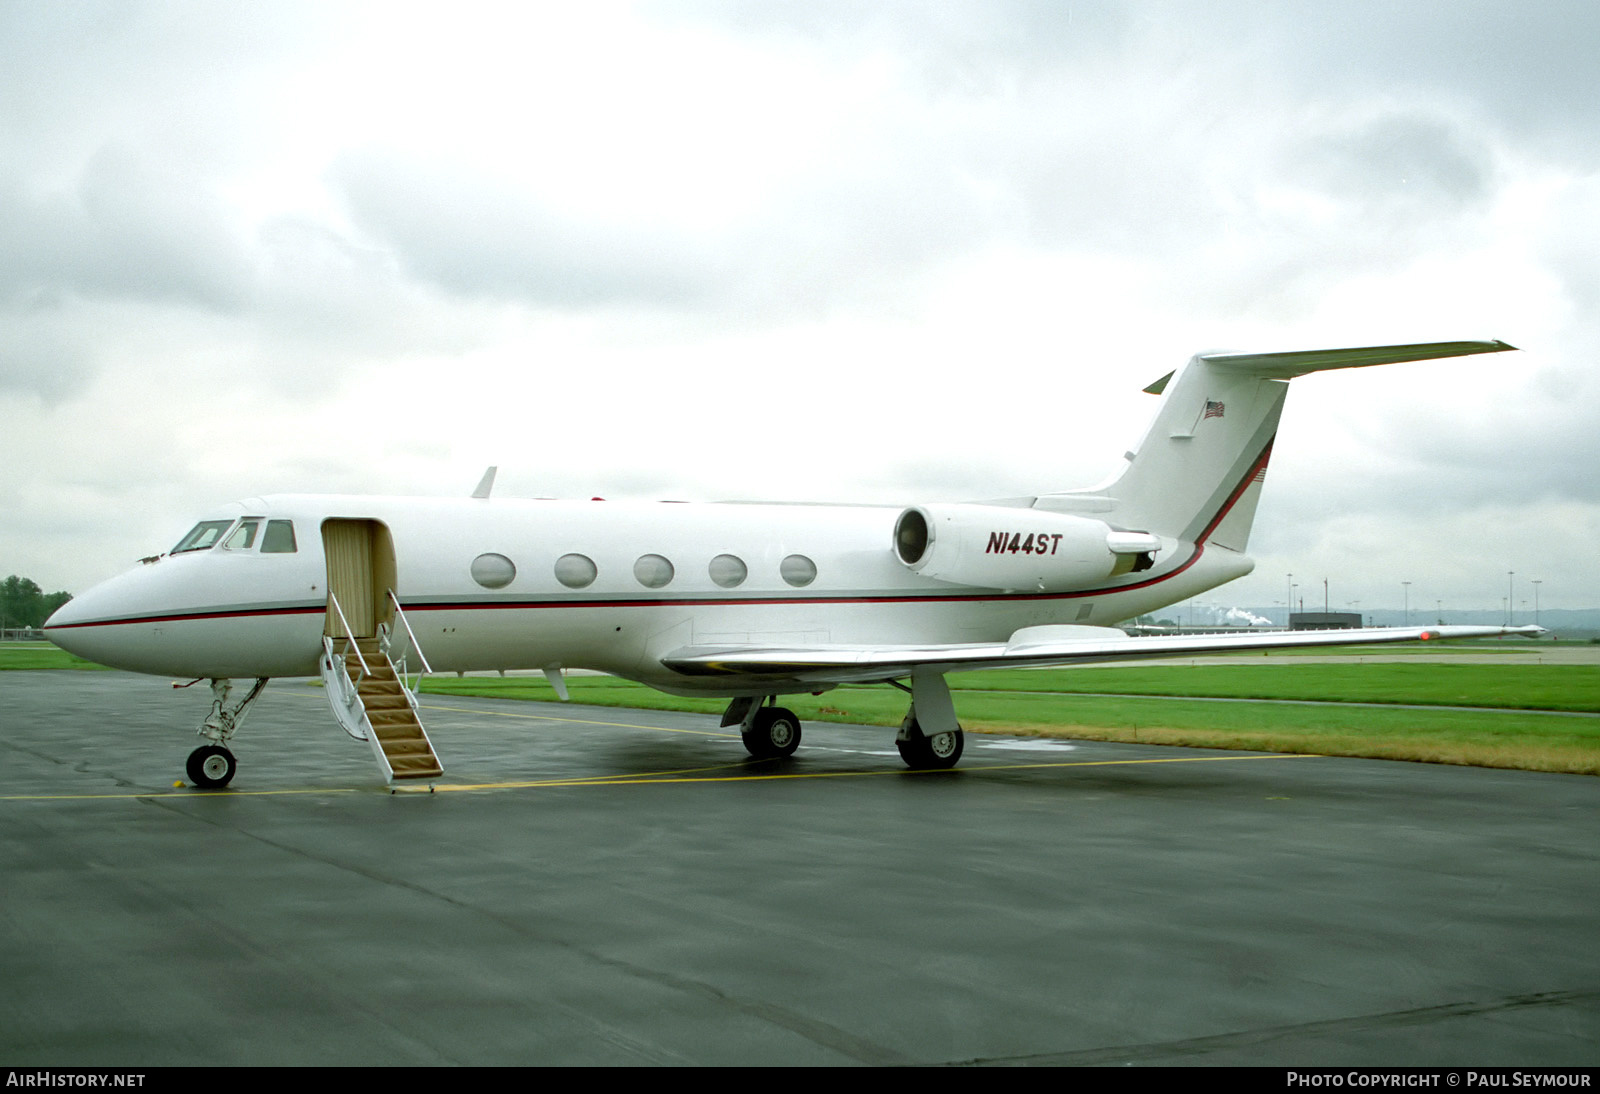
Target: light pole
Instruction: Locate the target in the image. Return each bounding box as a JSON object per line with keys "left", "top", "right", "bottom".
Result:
{"left": 1402, "top": 581, "right": 1411, "bottom": 627}
{"left": 1533, "top": 580, "right": 1542, "bottom": 628}
{"left": 1508, "top": 571, "right": 1515, "bottom": 625}
{"left": 1286, "top": 573, "right": 1293, "bottom": 627}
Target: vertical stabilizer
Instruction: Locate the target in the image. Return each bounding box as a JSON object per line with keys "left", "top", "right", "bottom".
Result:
{"left": 1035, "top": 340, "right": 1515, "bottom": 548}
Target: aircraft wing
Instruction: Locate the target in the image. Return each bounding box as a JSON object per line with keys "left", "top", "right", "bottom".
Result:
{"left": 660, "top": 624, "right": 1545, "bottom": 685}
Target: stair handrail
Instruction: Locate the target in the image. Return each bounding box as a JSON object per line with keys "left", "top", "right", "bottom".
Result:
{"left": 386, "top": 589, "right": 433, "bottom": 675}
{"left": 327, "top": 591, "right": 372, "bottom": 680}
{"left": 320, "top": 634, "right": 369, "bottom": 741}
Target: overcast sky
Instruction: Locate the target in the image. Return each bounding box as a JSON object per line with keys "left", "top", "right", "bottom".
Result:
{"left": 3, "top": 1, "right": 1596, "bottom": 620}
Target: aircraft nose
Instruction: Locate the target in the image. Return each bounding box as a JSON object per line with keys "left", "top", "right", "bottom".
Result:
{"left": 44, "top": 577, "right": 135, "bottom": 668}
{"left": 44, "top": 554, "right": 324, "bottom": 679}
{"left": 42, "top": 563, "right": 203, "bottom": 674}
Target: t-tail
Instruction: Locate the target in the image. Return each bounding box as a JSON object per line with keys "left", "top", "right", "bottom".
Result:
{"left": 1037, "top": 340, "right": 1517, "bottom": 553}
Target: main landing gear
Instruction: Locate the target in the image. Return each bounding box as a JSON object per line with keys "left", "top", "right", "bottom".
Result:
{"left": 896, "top": 717, "right": 965, "bottom": 770}
{"left": 720, "top": 687, "right": 966, "bottom": 770}
{"left": 740, "top": 703, "right": 803, "bottom": 759}
{"left": 181, "top": 677, "right": 268, "bottom": 789}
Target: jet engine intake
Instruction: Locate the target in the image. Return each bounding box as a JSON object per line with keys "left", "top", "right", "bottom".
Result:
{"left": 893, "top": 504, "right": 1159, "bottom": 591}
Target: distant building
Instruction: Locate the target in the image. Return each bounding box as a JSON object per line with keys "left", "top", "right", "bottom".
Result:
{"left": 1290, "top": 612, "right": 1362, "bottom": 630}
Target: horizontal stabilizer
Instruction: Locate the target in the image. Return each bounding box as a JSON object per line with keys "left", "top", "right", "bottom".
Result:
{"left": 1198, "top": 340, "right": 1515, "bottom": 380}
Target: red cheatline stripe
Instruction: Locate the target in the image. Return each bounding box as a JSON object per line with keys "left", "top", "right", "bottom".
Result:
{"left": 51, "top": 445, "right": 1275, "bottom": 632}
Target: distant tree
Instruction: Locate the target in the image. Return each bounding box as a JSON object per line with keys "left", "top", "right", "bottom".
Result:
{"left": 42, "top": 589, "right": 71, "bottom": 621}
{"left": 1, "top": 576, "right": 72, "bottom": 630}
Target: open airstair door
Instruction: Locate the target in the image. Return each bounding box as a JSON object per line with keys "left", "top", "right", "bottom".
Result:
{"left": 322, "top": 518, "right": 393, "bottom": 640}
{"left": 318, "top": 519, "right": 443, "bottom": 784}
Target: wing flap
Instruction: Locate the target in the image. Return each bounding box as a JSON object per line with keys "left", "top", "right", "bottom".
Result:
{"left": 660, "top": 624, "right": 1544, "bottom": 683}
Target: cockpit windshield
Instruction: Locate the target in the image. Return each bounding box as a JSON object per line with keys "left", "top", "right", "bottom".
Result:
{"left": 261, "top": 520, "right": 296, "bottom": 553}
{"left": 223, "top": 520, "right": 260, "bottom": 550}
{"left": 171, "top": 520, "right": 235, "bottom": 554}
{"left": 169, "top": 517, "right": 298, "bottom": 555}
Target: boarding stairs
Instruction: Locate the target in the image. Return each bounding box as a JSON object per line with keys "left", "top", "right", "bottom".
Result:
{"left": 320, "top": 593, "right": 443, "bottom": 784}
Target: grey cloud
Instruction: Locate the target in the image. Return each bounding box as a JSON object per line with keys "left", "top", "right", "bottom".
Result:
{"left": 0, "top": 314, "right": 95, "bottom": 403}
{"left": 1224, "top": 1, "right": 1600, "bottom": 158}
{"left": 661, "top": 0, "right": 1133, "bottom": 72}
{"left": 0, "top": 144, "right": 253, "bottom": 312}
{"left": 332, "top": 147, "right": 999, "bottom": 315}
{"left": 681, "top": 0, "right": 1600, "bottom": 170}
{"left": 0, "top": 1, "right": 326, "bottom": 140}
{"left": 332, "top": 153, "right": 724, "bottom": 309}
{"left": 1258, "top": 404, "right": 1600, "bottom": 553}
{"left": 1536, "top": 176, "right": 1600, "bottom": 318}
{"left": 1393, "top": 384, "right": 1600, "bottom": 510}
{"left": 1279, "top": 112, "right": 1495, "bottom": 216}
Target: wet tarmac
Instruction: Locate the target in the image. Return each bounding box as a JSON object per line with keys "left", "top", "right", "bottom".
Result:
{"left": 2, "top": 671, "right": 1596, "bottom": 1065}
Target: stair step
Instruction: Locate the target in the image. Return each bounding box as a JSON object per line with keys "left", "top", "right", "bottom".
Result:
{"left": 380, "top": 739, "right": 434, "bottom": 759}
{"left": 357, "top": 678, "right": 405, "bottom": 695}
{"left": 332, "top": 640, "right": 443, "bottom": 783}
{"left": 390, "top": 759, "right": 444, "bottom": 779}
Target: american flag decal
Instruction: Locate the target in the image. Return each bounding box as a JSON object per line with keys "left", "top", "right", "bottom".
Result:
{"left": 1203, "top": 400, "right": 1225, "bottom": 419}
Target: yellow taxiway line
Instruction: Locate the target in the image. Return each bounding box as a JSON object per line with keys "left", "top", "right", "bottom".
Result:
{"left": 2, "top": 687, "right": 1316, "bottom": 801}
{"left": 2, "top": 751, "right": 1317, "bottom": 801}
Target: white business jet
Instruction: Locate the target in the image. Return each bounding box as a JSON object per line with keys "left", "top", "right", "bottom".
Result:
{"left": 46, "top": 340, "right": 1535, "bottom": 788}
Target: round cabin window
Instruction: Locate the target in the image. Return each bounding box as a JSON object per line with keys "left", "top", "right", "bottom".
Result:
{"left": 708, "top": 554, "right": 748, "bottom": 588}
{"left": 780, "top": 554, "right": 817, "bottom": 587}
{"left": 554, "top": 553, "right": 598, "bottom": 589}
{"left": 470, "top": 552, "right": 517, "bottom": 589}
{"left": 633, "top": 554, "right": 675, "bottom": 589}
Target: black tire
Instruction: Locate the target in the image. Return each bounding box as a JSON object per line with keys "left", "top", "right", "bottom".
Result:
{"left": 742, "top": 706, "right": 802, "bottom": 759}
{"left": 187, "top": 744, "right": 237, "bottom": 789}
{"left": 896, "top": 722, "right": 964, "bottom": 770}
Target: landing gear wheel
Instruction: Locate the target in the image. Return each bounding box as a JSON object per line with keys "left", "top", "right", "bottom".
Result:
{"left": 742, "top": 706, "right": 802, "bottom": 759}
{"left": 187, "top": 744, "right": 237, "bottom": 789}
{"left": 896, "top": 723, "right": 964, "bottom": 770}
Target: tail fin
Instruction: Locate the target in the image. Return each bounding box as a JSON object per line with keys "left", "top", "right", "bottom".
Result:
{"left": 1036, "top": 340, "right": 1515, "bottom": 548}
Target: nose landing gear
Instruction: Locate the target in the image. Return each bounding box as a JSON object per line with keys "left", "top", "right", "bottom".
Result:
{"left": 182, "top": 677, "right": 268, "bottom": 789}
{"left": 186, "top": 744, "right": 238, "bottom": 789}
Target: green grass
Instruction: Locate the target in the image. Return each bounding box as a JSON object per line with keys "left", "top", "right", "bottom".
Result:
{"left": 0, "top": 642, "right": 111, "bottom": 671}
{"left": 421, "top": 663, "right": 1600, "bottom": 776}
{"left": 954, "top": 663, "right": 1600, "bottom": 712}
{"left": 1198, "top": 639, "right": 1564, "bottom": 657}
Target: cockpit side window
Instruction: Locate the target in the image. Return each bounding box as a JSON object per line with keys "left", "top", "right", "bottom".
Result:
{"left": 261, "top": 520, "right": 297, "bottom": 554}
{"left": 223, "top": 520, "right": 261, "bottom": 550}
{"left": 171, "top": 520, "right": 235, "bottom": 554}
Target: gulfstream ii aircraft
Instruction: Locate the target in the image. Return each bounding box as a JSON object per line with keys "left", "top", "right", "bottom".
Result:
{"left": 46, "top": 339, "right": 1534, "bottom": 788}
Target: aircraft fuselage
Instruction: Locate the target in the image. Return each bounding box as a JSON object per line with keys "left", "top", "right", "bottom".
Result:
{"left": 45, "top": 492, "right": 1248, "bottom": 694}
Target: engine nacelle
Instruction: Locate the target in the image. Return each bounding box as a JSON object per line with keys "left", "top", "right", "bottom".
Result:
{"left": 892, "top": 504, "right": 1159, "bottom": 591}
